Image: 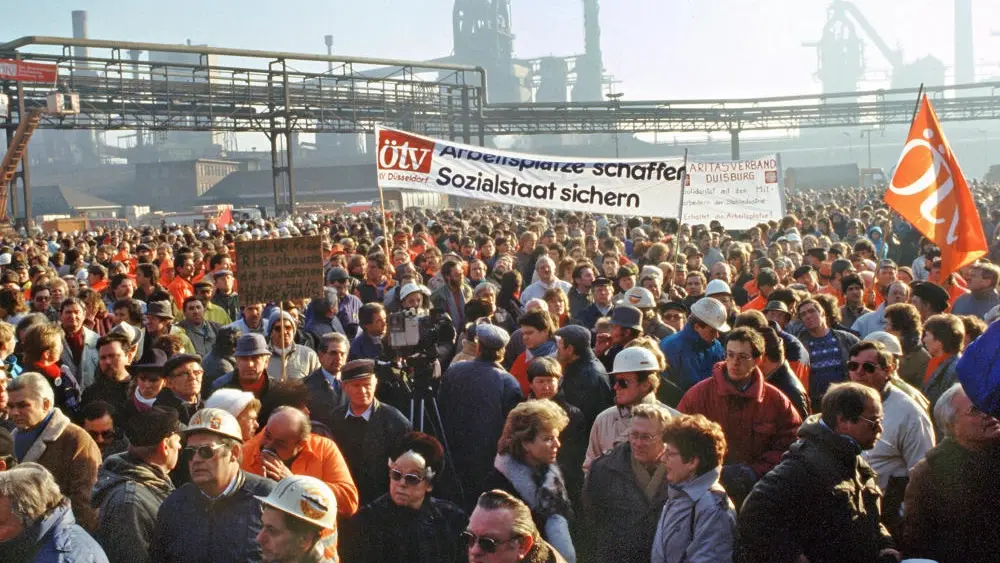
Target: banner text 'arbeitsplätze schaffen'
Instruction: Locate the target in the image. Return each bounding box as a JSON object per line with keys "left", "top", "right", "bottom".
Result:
{"left": 375, "top": 127, "right": 686, "bottom": 218}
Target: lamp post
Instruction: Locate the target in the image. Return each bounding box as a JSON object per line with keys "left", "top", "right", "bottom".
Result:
{"left": 861, "top": 128, "right": 874, "bottom": 169}
{"left": 842, "top": 131, "right": 854, "bottom": 161}
{"left": 607, "top": 92, "right": 624, "bottom": 159}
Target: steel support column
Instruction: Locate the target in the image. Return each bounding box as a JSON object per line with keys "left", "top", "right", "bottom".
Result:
{"left": 730, "top": 129, "right": 740, "bottom": 160}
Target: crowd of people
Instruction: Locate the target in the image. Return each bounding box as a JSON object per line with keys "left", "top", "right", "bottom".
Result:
{"left": 1, "top": 183, "right": 1000, "bottom": 562}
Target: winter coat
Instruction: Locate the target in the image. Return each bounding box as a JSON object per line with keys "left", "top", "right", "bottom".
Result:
{"left": 242, "top": 432, "right": 360, "bottom": 517}
{"left": 266, "top": 343, "right": 320, "bottom": 381}
{"left": 923, "top": 354, "right": 960, "bottom": 412}
{"left": 302, "top": 369, "right": 348, "bottom": 430}
{"left": 201, "top": 351, "right": 235, "bottom": 388}
{"left": 177, "top": 320, "right": 220, "bottom": 357}
{"left": 559, "top": 348, "right": 613, "bottom": 429}
{"left": 650, "top": 467, "right": 736, "bottom": 563}
{"left": 738, "top": 419, "right": 895, "bottom": 563}
{"left": 677, "top": 363, "right": 801, "bottom": 504}
{"left": 14, "top": 408, "right": 101, "bottom": 532}
{"left": 485, "top": 454, "right": 575, "bottom": 562}
{"left": 149, "top": 471, "right": 275, "bottom": 563}
{"left": 0, "top": 501, "right": 108, "bottom": 563}
{"left": 438, "top": 358, "right": 523, "bottom": 509}
{"left": 91, "top": 452, "right": 175, "bottom": 563}
{"left": 573, "top": 302, "right": 613, "bottom": 331}
{"left": 152, "top": 390, "right": 203, "bottom": 425}
{"left": 340, "top": 494, "right": 468, "bottom": 563}
{"left": 851, "top": 303, "right": 888, "bottom": 337}
{"left": 584, "top": 395, "right": 678, "bottom": 472}
{"left": 660, "top": 322, "right": 725, "bottom": 394}
{"left": 897, "top": 335, "right": 931, "bottom": 390}
{"left": 584, "top": 442, "right": 670, "bottom": 563}
{"left": 901, "top": 438, "right": 1000, "bottom": 563}
{"left": 81, "top": 376, "right": 130, "bottom": 415}
{"left": 957, "top": 318, "right": 1000, "bottom": 417}
{"left": 60, "top": 328, "right": 100, "bottom": 389}
{"left": 329, "top": 400, "right": 412, "bottom": 504}
{"left": 763, "top": 361, "right": 811, "bottom": 419}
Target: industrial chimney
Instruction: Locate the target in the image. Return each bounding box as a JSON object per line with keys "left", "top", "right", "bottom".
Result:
{"left": 325, "top": 35, "right": 334, "bottom": 72}
{"left": 955, "top": 0, "right": 973, "bottom": 86}
{"left": 71, "top": 10, "right": 90, "bottom": 61}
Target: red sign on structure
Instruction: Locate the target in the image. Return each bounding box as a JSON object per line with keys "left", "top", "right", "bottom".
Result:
{"left": 0, "top": 59, "right": 59, "bottom": 83}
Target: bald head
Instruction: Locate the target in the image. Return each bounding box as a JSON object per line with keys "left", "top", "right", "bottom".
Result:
{"left": 262, "top": 406, "right": 311, "bottom": 459}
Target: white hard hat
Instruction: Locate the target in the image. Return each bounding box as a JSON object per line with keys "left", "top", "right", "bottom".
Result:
{"left": 690, "top": 297, "right": 731, "bottom": 332}
{"left": 623, "top": 287, "right": 656, "bottom": 309}
{"left": 639, "top": 265, "right": 663, "bottom": 283}
{"left": 255, "top": 475, "right": 337, "bottom": 530}
{"left": 183, "top": 408, "right": 244, "bottom": 442}
{"left": 400, "top": 282, "right": 431, "bottom": 300}
{"left": 864, "top": 331, "right": 903, "bottom": 356}
{"left": 610, "top": 347, "right": 660, "bottom": 375}
{"left": 705, "top": 279, "right": 732, "bottom": 296}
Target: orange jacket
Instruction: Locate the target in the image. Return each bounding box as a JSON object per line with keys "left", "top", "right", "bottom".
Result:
{"left": 167, "top": 276, "right": 194, "bottom": 310}
{"left": 741, "top": 294, "right": 767, "bottom": 312}
{"left": 243, "top": 432, "right": 360, "bottom": 517}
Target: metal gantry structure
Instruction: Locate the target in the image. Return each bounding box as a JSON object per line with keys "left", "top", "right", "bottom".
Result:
{"left": 4, "top": 36, "right": 1000, "bottom": 215}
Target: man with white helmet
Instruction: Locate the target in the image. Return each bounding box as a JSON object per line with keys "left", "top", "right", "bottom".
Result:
{"left": 863, "top": 331, "right": 930, "bottom": 412}
{"left": 705, "top": 278, "right": 736, "bottom": 329}
{"left": 256, "top": 475, "right": 338, "bottom": 563}
{"left": 659, "top": 297, "right": 728, "bottom": 396}
{"left": 584, "top": 347, "right": 678, "bottom": 472}
{"left": 623, "top": 286, "right": 673, "bottom": 340}
{"left": 847, "top": 339, "right": 935, "bottom": 535}
{"left": 150, "top": 407, "right": 276, "bottom": 562}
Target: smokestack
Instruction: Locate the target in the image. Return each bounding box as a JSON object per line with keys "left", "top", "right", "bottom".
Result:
{"left": 955, "top": 0, "right": 973, "bottom": 85}
{"left": 71, "top": 10, "right": 90, "bottom": 62}
{"left": 325, "top": 35, "right": 334, "bottom": 72}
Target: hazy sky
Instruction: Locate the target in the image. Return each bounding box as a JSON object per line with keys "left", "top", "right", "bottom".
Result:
{"left": 6, "top": 0, "right": 1000, "bottom": 100}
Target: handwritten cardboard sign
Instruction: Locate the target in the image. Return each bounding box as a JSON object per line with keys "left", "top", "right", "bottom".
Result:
{"left": 235, "top": 236, "right": 324, "bottom": 306}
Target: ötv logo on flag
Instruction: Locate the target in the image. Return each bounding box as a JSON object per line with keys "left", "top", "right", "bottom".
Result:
{"left": 377, "top": 129, "right": 434, "bottom": 174}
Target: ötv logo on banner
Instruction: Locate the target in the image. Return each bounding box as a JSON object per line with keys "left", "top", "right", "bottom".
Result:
{"left": 889, "top": 128, "right": 960, "bottom": 244}
{"left": 378, "top": 130, "right": 434, "bottom": 174}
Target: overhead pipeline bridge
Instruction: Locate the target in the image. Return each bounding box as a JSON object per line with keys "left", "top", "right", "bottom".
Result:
{"left": 4, "top": 36, "right": 1000, "bottom": 214}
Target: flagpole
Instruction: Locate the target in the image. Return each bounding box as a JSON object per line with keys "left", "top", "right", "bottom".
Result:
{"left": 909, "top": 83, "right": 925, "bottom": 126}
{"left": 678, "top": 148, "right": 689, "bottom": 223}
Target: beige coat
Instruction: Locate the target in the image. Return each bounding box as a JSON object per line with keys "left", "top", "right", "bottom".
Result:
{"left": 15, "top": 408, "right": 102, "bottom": 531}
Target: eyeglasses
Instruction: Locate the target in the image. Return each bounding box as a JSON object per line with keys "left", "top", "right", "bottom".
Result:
{"left": 183, "top": 443, "right": 226, "bottom": 460}
{"left": 628, "top": 431, "right": 658, "bottom": 443}
{"left": 87, "top": 430, "right": 115, "bottom": 440}
{"left": 389, "top": 469, "right": 426, "bottom": 486}
{"left": 614, "top": 378, "right": 632, "bottom": 389}
{"left": 461, "top": 531, "right": 520, "bottom": 553}
{"left": 859, "top": 415, "right": 884, "bottom": 430}
{"left": 726, "top": 351, "right": 752, "bottom": 362}
{"left": 847, "top": 361, "right": 879, "bottom": 374}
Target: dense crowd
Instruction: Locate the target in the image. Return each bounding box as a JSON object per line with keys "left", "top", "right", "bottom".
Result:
{"left": 1, "top": 183, "right": 1000, "bottom": 563}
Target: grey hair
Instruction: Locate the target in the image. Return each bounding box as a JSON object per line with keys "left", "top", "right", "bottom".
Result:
{"left": 933, "top": 383, "right": 965, "bottom": 439}
{"left": 319, "top": 332, "right": 349, "bottom": 351}
{"left": 0, "top": 463, "right": 64, "bottom": 527}
{"left": 6, "top": 372, "right": 55, "bottom": 406}
{"left": 534, "top": 256, "right": 555, "bottom": 272}
{"left": 523, "top": 298, "right": 549, "bottom": 312}
{"left": 270, "top": 405, "right": 312, "bottom": 441}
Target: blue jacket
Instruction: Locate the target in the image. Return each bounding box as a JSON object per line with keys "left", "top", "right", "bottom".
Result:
{"left": 958, "top": 319, "right": 1000, "bottom": 417}
{"left": 0, "top": 501, "right": 108, "bottom": 563}
{"left": 660, "top": 322, "right": 725, "bottom": 393}
{"left": 150, "top": 471, "right": 275, "bottom": 563}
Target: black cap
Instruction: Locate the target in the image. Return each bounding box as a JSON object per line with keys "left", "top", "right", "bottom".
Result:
{"left": 792, "top": 265, "right": 814, "bottom": 279}
{"left": 163, "top": 354, "right": 203, "bottom": 377}
{"left": 610, "top": 305, "right": 643, "bottom": 331}
{"left": 659, "top": 301, "right": 688, "bottom": 314}
{"left": 341, "top": 359, "right": 376, "bottom": 382}
{"left": 130, "top": 348, "right": 168, "bottom": 377}
{"left": 593, "top": 277, "right": 613, "bottom": 287}
{"left": 911, "top": 281, "right": 950, "bottom": 313}
{"left": 126, "top": 407, "right": 182, "bottom": 447}
{"left": 326, "top": 267, "right": 349, "bottom": 283}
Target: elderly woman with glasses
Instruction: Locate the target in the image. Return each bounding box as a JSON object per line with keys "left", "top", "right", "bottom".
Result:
{"left": 341, "top": 431, "right": 468, "bottom": 563}
{"left": 651, "top": 414, "right": 737, "bottom": 563}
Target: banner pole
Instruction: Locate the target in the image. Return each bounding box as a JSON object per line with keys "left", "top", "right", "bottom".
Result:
{"left": 375, "top": 126, "right": 392, "bottom": 257}
{"left": 677, "top": 148, "right": 689, "bottom": 224}
{"left": 909, "top": 83, "right": 925, "bottom": 127}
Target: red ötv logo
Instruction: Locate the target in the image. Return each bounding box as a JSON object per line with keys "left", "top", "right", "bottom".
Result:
{"left": 377, "top": 130, "right": 434, "bottom": 174}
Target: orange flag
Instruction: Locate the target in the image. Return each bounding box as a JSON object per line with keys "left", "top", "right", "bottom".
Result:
{"left": 885, "top": 94, "right": 987, "bottom": 278}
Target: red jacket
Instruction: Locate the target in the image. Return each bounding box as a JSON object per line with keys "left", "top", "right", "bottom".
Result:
{"left": 677, "top": 362, "right": 802, "bottom": 477}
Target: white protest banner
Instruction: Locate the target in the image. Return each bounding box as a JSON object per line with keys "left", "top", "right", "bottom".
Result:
{"left": 681, "top": 154, "right": 784, "bottom": 229}
{"left": 375, "top": 126, "right": 686, "bottom": 217}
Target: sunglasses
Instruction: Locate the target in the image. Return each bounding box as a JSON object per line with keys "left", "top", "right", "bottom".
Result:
{"left": 614, "top": 378, "right": 632, "bottom": 389}
{"left": 847, "top": 361, "right": 879, "bottom": 374}
{"left": 389, "top": 469, "right": 425, "bottom": 487}
{"left": 183, "top": 443, "right": 226, "bottom": 460}
{"left": 461, "top": 531, "right": 519, "bottom": 553}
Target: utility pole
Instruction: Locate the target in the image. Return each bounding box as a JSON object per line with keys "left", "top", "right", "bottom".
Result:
{"left": 606, "top": 92, "right": 624, "bottom": 159}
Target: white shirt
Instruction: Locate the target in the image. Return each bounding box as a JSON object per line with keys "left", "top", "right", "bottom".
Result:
{"left": 863, "top": 385, "right": 935, "bottom": 491}
{"left": 520, "top": 278, "right": 571, "bottom": 308}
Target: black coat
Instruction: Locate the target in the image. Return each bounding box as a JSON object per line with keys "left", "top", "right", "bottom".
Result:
{"left": 559, "top": 350, "right": 613, "bottom": 430}
{"left": 738, "top": 420, "right": 895, "bottom": 563}
{"left": 81, "top": 375, "right": 130, "bottom": 414}
{"left": 551, "top": 395, "right": 587, "bottom": 509}
{"left": 302, "top": 369, "right": 348, "bottom": 430}
{"left": 329, "top": 400, "right": 412, "bottom": 505}
{"left": 341, "top": 494, "right": 467, "bottom": 563}
{"left": 764, "top": 362, "right": 811, "bottom": 420}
